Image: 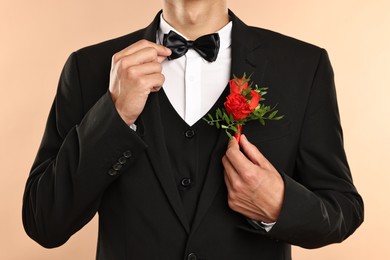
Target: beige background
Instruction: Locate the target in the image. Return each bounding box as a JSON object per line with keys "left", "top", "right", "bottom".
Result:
{"left": 0, "top": 0, "right": 389, "bottom": 259}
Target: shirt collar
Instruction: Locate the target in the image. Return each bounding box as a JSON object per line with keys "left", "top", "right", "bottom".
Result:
{"left": 157, "top": 13, "right": 232, "bottom": 51}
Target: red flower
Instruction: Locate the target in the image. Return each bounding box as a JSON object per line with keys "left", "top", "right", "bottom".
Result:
{"left": 229, "top": 77, "right": 248, "bottom": 94}
{"left": 249, "top": 90, "right": 261, "bottom": 110}
{"left": 224, "top": 90, "right": 261, "bottom": 121}
{"left": 203, "top": 73, "right": 283, "bottom": 142}
{"left": 224, "top": 93, "right": 252, "bottom": 120}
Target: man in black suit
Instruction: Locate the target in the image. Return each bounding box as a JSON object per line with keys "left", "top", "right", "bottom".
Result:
{"left": 22, "top": 0, "right": 364, "bottom": 259}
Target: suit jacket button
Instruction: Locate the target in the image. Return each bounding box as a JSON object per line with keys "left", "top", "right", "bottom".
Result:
{"left": 118, "top": 156, "right": 127, "bottom": 164}
{"left": 113, "top": 163, "right": 123, "bottom": 171}
{"left": 181, "top": 178, "right": 192, "bottom": 188}
{"left": 187, "top": 253, "right": 198, "bottom": 260}
{"left": 123, "top": 150, "right": 132, "bottom": 158}
{"left": 107, "top": 169, "right": 118, "bottom": 176}
{"left": 184, "top": 129, "right": 195, "bottom": 139}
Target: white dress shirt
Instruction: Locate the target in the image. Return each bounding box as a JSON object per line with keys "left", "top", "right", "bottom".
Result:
{"left": 157, "top": 14, "right": 232, "bottom": 126}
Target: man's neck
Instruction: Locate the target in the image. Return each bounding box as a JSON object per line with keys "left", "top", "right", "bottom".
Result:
{"left": 162, "top": 0, "right": 229, "bottom": 40}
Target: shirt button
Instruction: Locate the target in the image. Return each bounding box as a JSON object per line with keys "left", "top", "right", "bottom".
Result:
{"left": 181, "top": 178, "right": 192, "bottom": 188}
{"left": 123, "top": 150, "right": 132, "bottom": 158}
{"left": 107, "top": 169, "right": 118, "bottom": 176}
{"left": 113, "top": 163, "right": 123, "bottom": 171}
{"left": 184, "top": 129, "right": 195, "bottom": 139}
{"left": 187, "top": 253, "right": 198, "bottom": 260}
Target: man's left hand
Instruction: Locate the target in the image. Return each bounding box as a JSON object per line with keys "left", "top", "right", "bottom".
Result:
{"left": 222, "top": 135, "right": 285, "bottom": 223}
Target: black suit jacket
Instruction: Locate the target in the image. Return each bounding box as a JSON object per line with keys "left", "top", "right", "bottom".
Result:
{"left": 23, "top": 10, "right": 363, "bottom": 260}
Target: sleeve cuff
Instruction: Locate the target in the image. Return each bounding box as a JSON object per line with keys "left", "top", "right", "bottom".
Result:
{"left": 247, "top": 218, "right": 276, "bottom": 232}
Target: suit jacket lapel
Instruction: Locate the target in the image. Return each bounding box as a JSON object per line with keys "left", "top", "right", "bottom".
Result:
{"left": 229, "top": 9, "right": 268, "bottom": 83}
{"left": 139, "top": 11, "right": 191, "bottom": 233}
{"left": 191, "top": 10, "right": 269, "bottom": 234}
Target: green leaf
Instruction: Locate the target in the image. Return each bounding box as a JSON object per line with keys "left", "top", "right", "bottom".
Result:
{"left": 231, "top": 126, "right": 239, "bottom": 133}
{"left": 273, "top": 115, "right": 284, "bottom": 120}
{"left": 226, "top": 131, "right": 233, "bottom": 140}
{"left": 229, "top": 113, "right": 234, "bottom": 123}
{"left": 248, "top": 81, "right": 254, "bottom": 90}
{"left": 216, "top": 108, "right": 222, "bottom": 118}
{"left": 242, "top": 87, "right": 251, "bottom": 97}
{"left": 259, "top": 117, "right": 265, "bottom": 126}
{"left": 268, "top": 110, "right": 278, "bottom": 119}
{"left": 223, "top": 113, "right": 230, "bottom": 124}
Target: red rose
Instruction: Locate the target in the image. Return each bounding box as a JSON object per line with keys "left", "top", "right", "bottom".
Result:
{"left": 224, "top": 93, "right": 252, "bottom": 120}
{"left": 249, "top": 90, "right": 261, "bottom": 110}
{"left": 229, "top": 77, "right": 248, "bottom": 94}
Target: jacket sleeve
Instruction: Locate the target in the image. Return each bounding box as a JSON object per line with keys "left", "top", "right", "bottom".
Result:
{"left": 22, "top": 52, "right": 147, "bottom": 248}
{"left": 258, "top": 50, "right": 363, "bottom": 248}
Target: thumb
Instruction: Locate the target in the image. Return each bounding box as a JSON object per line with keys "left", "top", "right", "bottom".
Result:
{"left": 227, "top": 136, "right": 240, "bottom": 150}
{"left": 240, "top": 134, "right": 267, "bottom": 166}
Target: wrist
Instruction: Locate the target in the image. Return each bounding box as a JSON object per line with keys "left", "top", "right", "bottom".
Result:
{"left": 116, "top": 108, "right": 136, "bottom": 126}
{"left": 108, "top": 89, "right": 138, "bottom": 126}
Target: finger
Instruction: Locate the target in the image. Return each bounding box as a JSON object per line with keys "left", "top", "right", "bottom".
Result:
{"left": 225, "top": 138, "right": 252, "bottom": 175}
{"left": 222, "top": 155, "right": 241, "bottom": 185}
{"left": 114, "top": 40, "right": 171, "bottom": 62}
{"left": 117, "top": 47, "right": 164, "bottom": 69}
{"left": 156, "top": 55, "right": 169, "bottom": 63}
{"left": 227, "top": 137, "right": 240, "bottom": 150}
{"left": 223, "top": 172, "right": 233, "bottom": 191}
{"left": 239, "top": 134, "right": 268, "bottom": 167}
{"left": 141, "top": 73, "right": 165, "bottom": 91}
{"left": 126, "top": 62, "right": 162, "bottom": 78}
{"left": 115, "top": 40, "right": 171, "bottom": 61}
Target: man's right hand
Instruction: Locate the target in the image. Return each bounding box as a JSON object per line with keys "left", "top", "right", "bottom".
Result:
{"left": 109, "top": 40, "right": 172, "bottom": 125}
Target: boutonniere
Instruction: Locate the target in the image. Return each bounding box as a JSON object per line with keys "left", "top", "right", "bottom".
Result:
{"left": 203, "top": 73, "right": 284, "bottom": 141}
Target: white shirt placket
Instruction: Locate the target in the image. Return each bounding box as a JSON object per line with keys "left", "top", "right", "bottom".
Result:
{"left": 184, "top": 50, "right": 202, "bottom": 126}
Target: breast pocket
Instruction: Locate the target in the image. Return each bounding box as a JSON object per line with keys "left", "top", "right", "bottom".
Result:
{"left": 242, "top": 119, "right": 291, "bottom": 144}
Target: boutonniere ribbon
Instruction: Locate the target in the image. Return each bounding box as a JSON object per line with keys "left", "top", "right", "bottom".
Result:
{"left": 203, "top": 73, "right": 284, "bottom": 141}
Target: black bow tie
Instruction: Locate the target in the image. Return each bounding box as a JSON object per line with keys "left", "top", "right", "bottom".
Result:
{"left": 163, "top": 30, "right": 220, "bottom": 62}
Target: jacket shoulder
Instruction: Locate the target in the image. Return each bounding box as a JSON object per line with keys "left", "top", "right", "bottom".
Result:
{"left": 249, "top": 26, "right": 324, "bottom": 56}
{"left": 74, "top": 28, "right": 146, "bottom": 61}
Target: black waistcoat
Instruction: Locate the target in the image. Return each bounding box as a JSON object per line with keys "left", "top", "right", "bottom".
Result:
{"left": 158, "top": 87, "right": 229, "bottom": 226}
